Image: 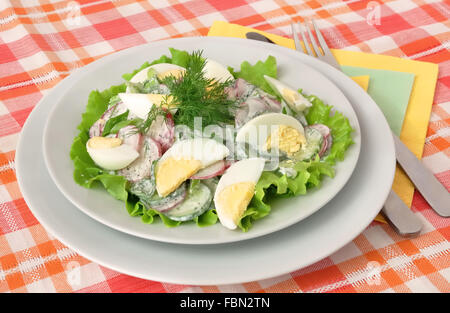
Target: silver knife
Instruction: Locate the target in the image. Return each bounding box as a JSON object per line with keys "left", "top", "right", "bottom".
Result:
{"left": 382, "top": 190, "right": 422, "bottom": 237}
{"left": 393, "top": 133, "right": 450, "bottom": 217}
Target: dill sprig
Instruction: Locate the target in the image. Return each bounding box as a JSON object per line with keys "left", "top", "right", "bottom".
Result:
{"left": 137, "top": 104, "right": 168, "bottom": 134}
{"left": 161, "top": 51, "right": 237, "bottom": 129}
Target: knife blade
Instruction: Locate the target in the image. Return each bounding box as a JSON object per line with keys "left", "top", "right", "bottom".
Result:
{"left": 382, "top": 190, "right": 422, "bottom": 237}
{"left": 393, "top": 133, "right": 450, "bottom": 217}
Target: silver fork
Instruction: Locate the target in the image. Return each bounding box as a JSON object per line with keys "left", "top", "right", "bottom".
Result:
{"left": 291, "top": 20, "right": 424, "bottom": 237}
{"left": 291, "top": 20, "right": 341, "bottom": 70}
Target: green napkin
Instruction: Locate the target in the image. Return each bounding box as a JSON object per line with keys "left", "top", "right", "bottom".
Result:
{"left": 341, "top": 66, "right": 415, "bottom": 135}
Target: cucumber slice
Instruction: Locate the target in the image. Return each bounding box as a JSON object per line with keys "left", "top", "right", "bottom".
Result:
{"left": 292, "top": 127, "right": 323, "bottom": 161}
{"left": 164, "top": 183, "right": 212, "bottom": 222}
{"left": 202, "top": 177, "right": 219, "bottom": 194}
{"left": 130, "top": 178, "right": 155, "bottom": 199}
{"left": 142, "top": 182, "right": 187, "bottom": 212}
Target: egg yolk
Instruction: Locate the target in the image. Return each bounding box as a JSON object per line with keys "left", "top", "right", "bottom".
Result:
{"left": 157, "top": 69, "right": 185, "bottom": 80}
{"left": 88, "top": 136, "right": 122, "bottom": 149}
{"left": 265, "top": 125, "right": 306, "bottom": 155}
{"left": 145, "top": 94, "right": 175, "bottom": 109}
{"left": 216, "top": 182, "right": 255, "bottom": 226}
{"left": 282, "top": 88, "right": 300, "bottom": 106}
{"left": 205, "top": 79, "right": 218, "bottom": 92}
{"left": 156, "top": 157, "right": 202, "bottom": 197}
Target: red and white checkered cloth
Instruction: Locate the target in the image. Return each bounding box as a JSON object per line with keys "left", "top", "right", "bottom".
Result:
{"left": 0, "top": 0, "right": 449, "bottom": 293}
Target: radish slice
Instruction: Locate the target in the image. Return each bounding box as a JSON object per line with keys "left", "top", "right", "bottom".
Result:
{"left": 88, "top": 102, "right": 128, "bottom": 138}
{"left": 224, "top": 160, "right": 234, "bottom": 169}
{"left": 191, "top": 160, "right": 226, "bottom": 179}
{"left": 310, "top": 124, "right": 331, "bottom": 158}
{"left": 310, "top": 124, "right": 330, "bottom": 139}
{"left": 117, "top": 137, "right": 161, "bottom": 182}
{"left": 117, "top": 125, "right": 142, "bottom": 152}
{"left": 147, "top": 113, "right": 175, "bottom": 153}
{"left": 318, "top": 137, "right": 328, "bottom": 157}
{"left": 322, "top": 135, "right": 333, "bottom": 157}
{"left": 89, "top": 119, "right": 105, "bottom": 138}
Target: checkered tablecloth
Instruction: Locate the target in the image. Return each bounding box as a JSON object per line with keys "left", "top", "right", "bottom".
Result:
{"left": 0, "top": 0, "right": 449, "bottom": 293}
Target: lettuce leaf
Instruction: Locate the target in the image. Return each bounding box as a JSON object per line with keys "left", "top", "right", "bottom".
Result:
{"left": 70, "top": 84, "right": 129, "bottom": 201}
{"left": 125, "top": 194, "right": 218, "bottom": 227}
{"left": 122, "top": 54, "right": 172, "bottom": 81}
{"left": 304, "top": 94, "right": 354, "bottom": 165}
{"left": 168, "top": 47, "right": 190, "bottom": 67}
{"left": 228, "top": 55, "right": 277, "bottom": 94}
{"left": 76, "top": 84, "right": 126, "bottom": 132}
{"left": 121, "top": 48, "right": 189, "bottom": 81}
{"left": 239, "top": 157, "right": 335, "bottom": 231}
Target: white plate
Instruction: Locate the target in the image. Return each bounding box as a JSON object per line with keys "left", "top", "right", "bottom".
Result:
{"left": 16, "top": 37, "right": 395, "bottom": 285}
{"left": 41, "top": 37, "right": 361, "bottom": 244}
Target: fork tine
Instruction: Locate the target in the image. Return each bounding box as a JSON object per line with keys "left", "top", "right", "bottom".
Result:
{"left": 290, "top": 23, "right": 304, "bottom": 53}
{"left": 298, "top": 22, "right": 314, "bottom": 56}
{"left": 311, "top": 19, "right": 330, "bottom": 56}
{"left": 304, "top": 20, "right": 322, "bottom": 56}
{"left": 311, "top": 19, "right": 341, "bottom": 69}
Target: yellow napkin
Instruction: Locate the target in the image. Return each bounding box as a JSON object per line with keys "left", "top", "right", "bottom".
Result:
{"left": 208, "top": 21, "right": 439, "bottom": 221}
{"left": 350, "top": 76, "right": 370, "bottom": 92}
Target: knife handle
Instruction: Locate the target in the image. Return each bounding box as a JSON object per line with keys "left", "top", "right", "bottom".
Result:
{"left": 382, "top": 190, "right": 422, "bottom": 237}
{"left": 393, "top": 134, "right": 450, "bottom": 217}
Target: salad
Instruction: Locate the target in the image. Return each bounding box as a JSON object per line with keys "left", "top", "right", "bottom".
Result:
{"left": 71, "top": 48, "right": 353, "bottom": 232}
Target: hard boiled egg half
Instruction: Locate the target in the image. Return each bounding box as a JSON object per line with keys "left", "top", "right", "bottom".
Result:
{"left": 236, "top": 113, "right": 306, "bottom": 156}
{"left": 122, "top": 63, "right": 184, "bottom": 117}
{"left": 202, "top": 59, "right": 234, "bottom": 83}
{"left": 155, "top": 138, "right": 230, "bottom": 197}
{"left": 86, "top": 136, "right": 139, "bottom": 171}
{"left": 118, "top": 93, "right": 175, "bottom": 119}
{"left": 214, "top": 158, "right": 265, "bottom": 230}
{"left": 264, "top": 75, "right": 312, "bottom": 113}
{"left": 129, "top": 63, "right": 185, "bottom": 85}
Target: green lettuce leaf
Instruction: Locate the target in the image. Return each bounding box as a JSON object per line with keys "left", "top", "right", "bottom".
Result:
{"left": 304, "top": 94, "right": 354, "bottom": 165}
{"left": 125, "top": 194, "right": 218, "bottom": 228}
{"left": 122, "top": 62, "right": 150, "bottom": 81}
{"left": 70, "top": 84, "right": 129, "bottom": 201}
{"left": 239, "top": 157, "right": 335, "bottom": 232}
{"left": 121, "top": 48, "right": 189, "bottom": 81}
{"left": 101, "top": 110, "right": 129, "bottom": 137}
{"left": 228, "top": 55, "right": 277, "bottom": 94}
{"left": 168, "top": 47, "right": 190, "bottom": 67}
{"left": 122, "top": 55, "right": 172, "bottom": 81}
{"left": 77, "top": 84, "right": 126, "bottom": 132}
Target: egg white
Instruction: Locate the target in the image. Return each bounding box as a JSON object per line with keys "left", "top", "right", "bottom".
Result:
{"left": 235, "top": 112, "right": 305, "bottom": 149}
{"left": 202, "top": 59, "right": 234, "bottom": 83}
{"left": 159, "top": 138, "right": 230, "bottom": 168}
{"left": 129, "top": 63, "right": 185, "bottom": 84}
{"left": 214, "top": 158, "right": 265, "bottom": 230}
{"left": 264, "top": 75, "right": 312, "bottom": 112}
{"left": 86, "top": 143, "right": 139, "bottom": 171}
{"left": 118, "top": 93, "right": 173, "bottom": 119}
